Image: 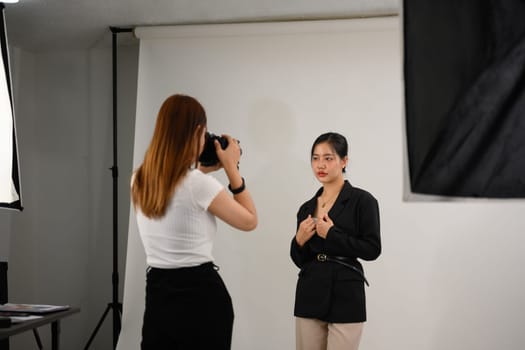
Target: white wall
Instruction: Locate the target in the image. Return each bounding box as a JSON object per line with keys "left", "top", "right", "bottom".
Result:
{"left": 3, "top": 41, "right": 138, "bottom": 349}
{"left": 118, "top": 17, "right": 525, "bottom": 350}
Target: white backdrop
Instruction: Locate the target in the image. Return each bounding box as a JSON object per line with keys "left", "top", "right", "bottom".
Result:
{"left": 118, "top": 17, "right": 525, "bottom": 350}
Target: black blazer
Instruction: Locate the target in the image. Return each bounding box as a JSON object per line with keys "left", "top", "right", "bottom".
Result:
{"left": 290, "top": 180, "right": 381, "bottom": 323}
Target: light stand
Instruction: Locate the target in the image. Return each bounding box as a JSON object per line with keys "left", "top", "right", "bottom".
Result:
{"left": 84, "top": 26, "right": 133, "bottom": 350}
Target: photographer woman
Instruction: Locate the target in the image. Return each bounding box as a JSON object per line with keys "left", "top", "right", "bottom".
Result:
{"left": 131, "top": 94, "right": 257, "bottom": 349}
{"left": 290, "top": 132, "right": 381, "bottom": 350}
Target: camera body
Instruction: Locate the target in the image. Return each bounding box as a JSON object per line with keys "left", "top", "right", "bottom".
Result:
{"left": 199, "top": 132, "right": 229, "bottom": 166}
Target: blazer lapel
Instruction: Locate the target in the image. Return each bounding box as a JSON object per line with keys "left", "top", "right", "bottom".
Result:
{"left": 301, "top": 187, "right": 323, "bottom": 219}
{"left": 328, "top": 180, "right": 353, "bottom": 220}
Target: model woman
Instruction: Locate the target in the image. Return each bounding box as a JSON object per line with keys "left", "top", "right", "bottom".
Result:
{"left": 131, "top": 94, "right": 257, "bottom": 349}
{"left": 291, "top": 132, "right": 381, "bottom": 350}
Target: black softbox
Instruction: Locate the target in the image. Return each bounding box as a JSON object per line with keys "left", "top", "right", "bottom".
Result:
{"left": 404, "top": 0, "right": 525, "bottom": 198}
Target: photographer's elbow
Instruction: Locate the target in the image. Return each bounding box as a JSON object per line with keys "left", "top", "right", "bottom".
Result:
{"left": 241, "top": 217, "right": 258, "bottom": 232}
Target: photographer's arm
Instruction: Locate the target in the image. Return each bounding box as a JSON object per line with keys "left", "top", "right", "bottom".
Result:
{"left": 207, "top": 135, "right": 257, "bottom": 231}
{"left": 208, "top": 187, "right": 257, "bottom": 231}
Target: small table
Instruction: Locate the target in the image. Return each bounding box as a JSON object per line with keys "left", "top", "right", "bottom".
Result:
{"left": 0, "top": 307, "right": 80, "bottom": 350}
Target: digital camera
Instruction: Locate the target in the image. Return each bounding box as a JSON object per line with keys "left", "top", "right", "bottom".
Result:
{"left": 199, "top": 132, "right": 229, "bottom": 167}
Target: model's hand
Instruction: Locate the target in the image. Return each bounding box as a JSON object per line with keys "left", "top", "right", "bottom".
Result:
{"left": 295, "top": 215, "right": 317, "bottom": 247}
{"left": 316, "top": 214, "right": 333, "bottom": 239}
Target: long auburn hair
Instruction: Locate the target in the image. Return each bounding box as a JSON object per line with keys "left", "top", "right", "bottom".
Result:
{"left": 131, "top": 94, "right": 207, "bottom": 218}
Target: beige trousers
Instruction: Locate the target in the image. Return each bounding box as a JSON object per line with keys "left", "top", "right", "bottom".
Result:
{"left": 296, "top": 317, "right": 364, "bottom": 350}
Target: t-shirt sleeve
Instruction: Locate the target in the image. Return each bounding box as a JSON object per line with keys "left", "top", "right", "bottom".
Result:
{"left": 191, "top": 170, "right": 224, "bottom": 210}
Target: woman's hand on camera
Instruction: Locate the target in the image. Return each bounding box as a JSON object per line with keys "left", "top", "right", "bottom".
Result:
{"left": 216, "top": 134, "right": 241, "bottom": 172}
{"left": 197, "top": 162, "right": 222, "bottom": 174}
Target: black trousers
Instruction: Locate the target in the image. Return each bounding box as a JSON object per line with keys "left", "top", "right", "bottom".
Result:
{"left": 141, "top": 262, "right": 234, "bottom": 350}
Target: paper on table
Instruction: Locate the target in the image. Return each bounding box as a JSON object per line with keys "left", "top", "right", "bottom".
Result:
{"left": 9, "top": 315, "right": 43, "bottom": 323}
{"left": 0, "top": 303, "right": 70, "bottom": 314}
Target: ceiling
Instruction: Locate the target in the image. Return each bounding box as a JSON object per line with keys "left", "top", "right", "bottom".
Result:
{"left": 3, "top": 0, "right": 399, "bottom": 52}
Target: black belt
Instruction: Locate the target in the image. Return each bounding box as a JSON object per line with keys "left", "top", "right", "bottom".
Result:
{"left": 316, "top": 253, "right": 369, "bottom": 286}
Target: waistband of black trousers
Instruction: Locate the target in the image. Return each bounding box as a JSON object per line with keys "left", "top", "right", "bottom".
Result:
{"left": 147, "top": 262, "right": 219, "bottom": 275}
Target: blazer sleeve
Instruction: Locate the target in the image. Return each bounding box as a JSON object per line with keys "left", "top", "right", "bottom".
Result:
{"left": 324, "top": 191, "right": 381, "bottom": 261}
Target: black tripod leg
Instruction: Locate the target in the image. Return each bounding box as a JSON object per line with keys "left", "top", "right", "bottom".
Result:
{"left": 112, "top": 302, "right": 123, "bottom": 348}
{"left": 83, "top": 303, "right": 111, "bottom": 350}
{"left": 32, "top": 329, "right": 43, "bottom": 350}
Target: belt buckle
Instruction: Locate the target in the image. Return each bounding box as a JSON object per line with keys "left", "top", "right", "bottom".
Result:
{"left": 317, "top": 253, "right": 327, "bottom": 262}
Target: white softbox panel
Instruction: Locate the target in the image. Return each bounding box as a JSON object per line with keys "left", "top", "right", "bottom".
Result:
{"left": 0, "top": 6, "right": 21, "bottom": 210}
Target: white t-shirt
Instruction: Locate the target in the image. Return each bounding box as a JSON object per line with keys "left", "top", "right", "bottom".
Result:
{"left": 135, "top": 169, "right": 224, "bottom": 268}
